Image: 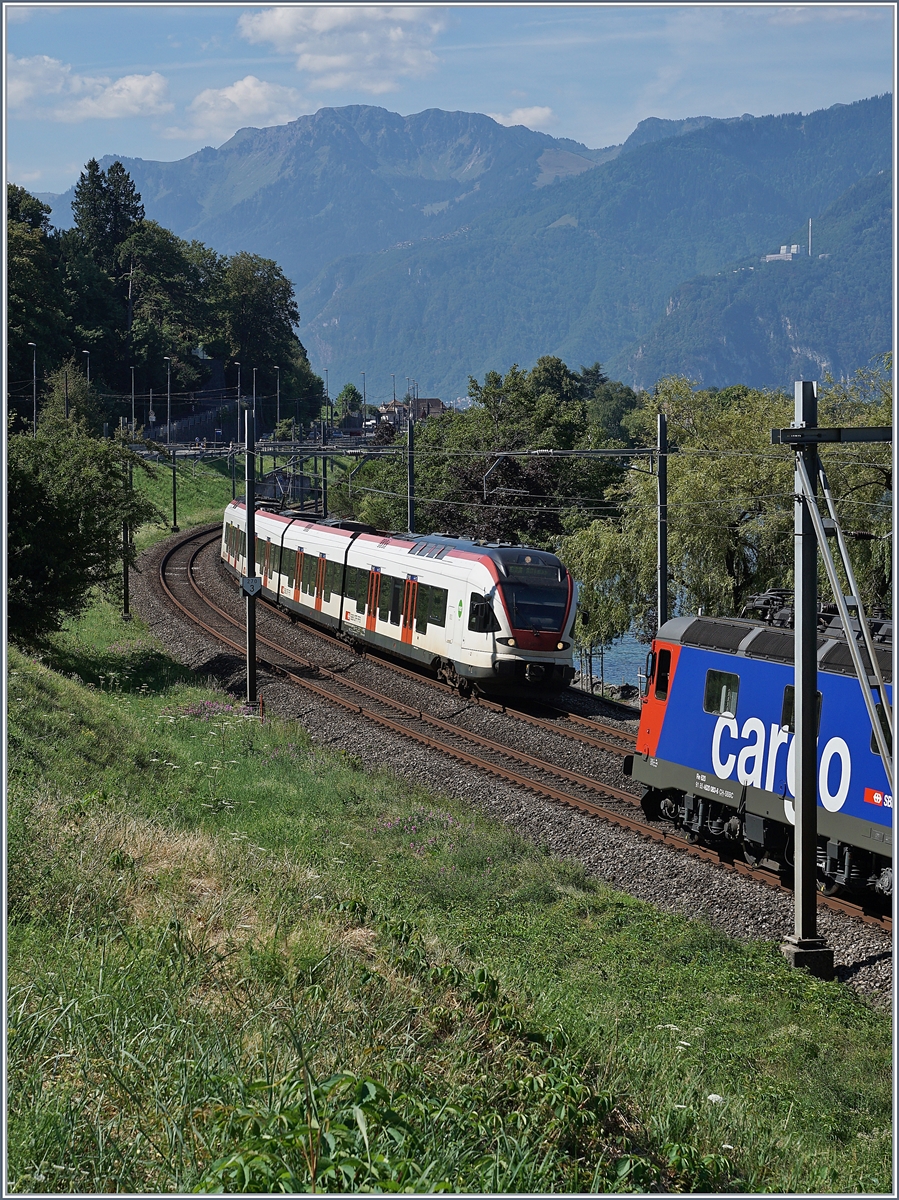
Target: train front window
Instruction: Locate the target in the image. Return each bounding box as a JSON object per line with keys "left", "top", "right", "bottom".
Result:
{"left": 703, "top": 670, "right": 739, "bottom": 717}
{"left": 499, "top": 564, "right": 568, "bottom": 633}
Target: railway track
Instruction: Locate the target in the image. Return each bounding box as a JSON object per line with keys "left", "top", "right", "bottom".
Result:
{"left": 158, "top": 526, "right": 891, "bottom": 933}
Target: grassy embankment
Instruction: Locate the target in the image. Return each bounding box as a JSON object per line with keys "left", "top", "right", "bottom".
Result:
{"left": 6, "top": 466, "right": 892, "bottom": 1193}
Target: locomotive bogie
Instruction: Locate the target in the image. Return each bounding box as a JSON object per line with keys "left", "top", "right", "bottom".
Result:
{"left": 221, "top": 502, "right": 577, "bottom": 695}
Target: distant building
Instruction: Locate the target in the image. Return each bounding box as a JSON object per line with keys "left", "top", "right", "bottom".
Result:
{"left": 412, "top": 396, "right": 446, "bottom": 420}
{"left": 379, "top": 396, "right": 447, "bottom": 425}
{"left": 763, "top": 243, "right": 804, "bottom": 262}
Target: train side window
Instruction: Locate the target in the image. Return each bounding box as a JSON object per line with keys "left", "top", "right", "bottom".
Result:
{"left": 703, "top": 669, "right": 739, "bottom": 717}
{"left": 270, "top": 545, "right": 282, "bottom": 577}
{"left": 415, "top": 584, "right": 430, "bottom": 633}
{"left": 869, "top": 702, "right": 892, "bottom": 754}
{"left": 389, "top": 576, "right": 403, "bottom": 625}
{"left": 324, "top": 559, "right": 341, "bottom": 601}
{"left": 653, "top": 649, "right": 670, "bottom": 700}
{"left": 780, "top": 686, "right": 822, "bottom": 734}
{"left": 429, "top": 586, "right": 447, "bottom": 627}
{"left": 378, "top": 575, "right": 392, "bottom": 622}
{"left": 344, "top": 565, "right": 366, "bottom": 613}
{"left": 285, "top": 549, "right": 297, "bottom": 589}
{"left": 468, "top": 594, "right": 500, "bottom": 633}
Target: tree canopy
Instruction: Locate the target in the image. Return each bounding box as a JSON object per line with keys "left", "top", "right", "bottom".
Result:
{"left": 561, "top": 359, "right": 892, "bottom": 645}
{"left": 7, "top": 163, "right": 324, "bottom": 428}
{"left": 7, "top": 415, "right": 162, "bottom": 643}
{"left": 331, "top": 356, "right": 629, "bottom": 545}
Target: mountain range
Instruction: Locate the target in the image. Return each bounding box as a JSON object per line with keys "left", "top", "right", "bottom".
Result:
{"left": 36, "top": 95, "right": 891, "bottom": 399}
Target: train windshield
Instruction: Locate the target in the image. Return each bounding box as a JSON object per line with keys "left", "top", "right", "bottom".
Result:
{"left": 499, "top": 564, "right": 569, "bottom": 632}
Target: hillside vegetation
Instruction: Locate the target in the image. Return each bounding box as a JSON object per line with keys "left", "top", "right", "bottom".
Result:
{"left": 6, "top": 611, "right": 892, "bottom": 1193}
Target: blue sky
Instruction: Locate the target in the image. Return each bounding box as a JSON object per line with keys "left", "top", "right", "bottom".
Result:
{"left": 5, "top": 3, "right": 895, "bottom": 194}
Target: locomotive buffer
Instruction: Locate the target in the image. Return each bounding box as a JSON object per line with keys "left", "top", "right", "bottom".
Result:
{"left": 772, "top": 383, "right": 892, "bottom": 979}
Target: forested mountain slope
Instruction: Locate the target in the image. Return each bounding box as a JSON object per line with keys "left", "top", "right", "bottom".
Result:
{"left": 611, "top": 169, "right": 892, "bottom": 388}
{"left": 295, "top": 95, "right": 890, "bottom": 396}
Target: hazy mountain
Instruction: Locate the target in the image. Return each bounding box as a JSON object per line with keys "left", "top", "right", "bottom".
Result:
{"left": 294, "top": 95, "right": 891, "bottom": 396}
{"left": 32, "top": 95, "right": 891, "bottom": 398}
{"left": 37, "top": 106, "right": 618, "bottom": 291}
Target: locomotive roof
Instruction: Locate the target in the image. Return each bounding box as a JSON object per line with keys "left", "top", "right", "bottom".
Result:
{"left": 657, "top": 613, "right": 892, "bottom": 685}
{"left": 238, "top": 504, "right": 565, "bottom": 574}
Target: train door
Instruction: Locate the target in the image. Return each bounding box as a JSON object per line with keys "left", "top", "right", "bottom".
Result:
{"left": 401, "top": 577, "right": 419, "bottom": 645}
{"left": 314, "top": 554, "right": 327, "bottom": 612}
{"left": 262, "top": 539, "right": 272, "bottom": 588}
{"left": 365, "top": 568, "right": 381, "bottom": 633}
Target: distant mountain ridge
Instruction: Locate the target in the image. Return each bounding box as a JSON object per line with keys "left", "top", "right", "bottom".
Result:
{"left": 294, "top": 95, "right": 891, "bottom": 395}
{"left": 38, "top": 107, "right": 619, "bottom": 290}
{"left": 31, "top": 95, "right": 891, "bottom": 397}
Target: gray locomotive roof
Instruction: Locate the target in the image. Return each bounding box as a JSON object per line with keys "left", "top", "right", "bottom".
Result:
{"left": 658, "top": 613, "right": 892, "bottom": 684}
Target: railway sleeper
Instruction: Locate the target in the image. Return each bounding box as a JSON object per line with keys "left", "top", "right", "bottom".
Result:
{"left": 640, "top": 787, "right": 893, "bottom": 898}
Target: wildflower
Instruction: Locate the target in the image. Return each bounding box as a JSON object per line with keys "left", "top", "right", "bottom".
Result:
{"left": 707, "top": 1094, "right": 723, "bottom": 1104}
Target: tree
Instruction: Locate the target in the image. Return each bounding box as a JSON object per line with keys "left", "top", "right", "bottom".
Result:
{"left": 7, "top": 417, "right": 162, "bottom": 642}
{"left": 70, "top": 158, "right": 108, "bottom": 252}
{"left": 71, "top": 158, "right": 144, "bottom": 272}
{"left": 561, "top": 361, "right": 892, "bottom": 646}
{"left": 6, "top": 186, "right": 70, "bottom": 404}
{"left": 333, "top": 356, "right": 624, "bottom": 545}
{"left": 220, "top": 251, "right": 300, "bottom": 369}
{"left": 336, "top": 383, "right": 363, "bottom": 417}
{"left": 40, "top": 358, "right": 107, "bottom": 435}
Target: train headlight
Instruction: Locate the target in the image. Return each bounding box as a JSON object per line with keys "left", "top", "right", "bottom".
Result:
{"left": 508, "top": 638, "right": 516, "bottom": 647}
{"left": 497, "top": 637, "right": 517, "bottom": 647}
{"left": 557, "top": 642, "right": 566, "bottom": 651}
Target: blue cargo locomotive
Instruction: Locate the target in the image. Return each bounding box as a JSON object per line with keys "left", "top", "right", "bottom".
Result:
{"left": 624, "top": 600, "right": 892, "bottom": 897}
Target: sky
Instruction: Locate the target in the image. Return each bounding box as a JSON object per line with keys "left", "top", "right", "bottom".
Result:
{"left": 4, "top": 3, "right": 895, "bottom": 194}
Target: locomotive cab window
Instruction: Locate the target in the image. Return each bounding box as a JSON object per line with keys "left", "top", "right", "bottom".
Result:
{"left": 703, "top": 670, "right": 739, "bottom": 717}
{"left": 653, "top": 649, "right": 671, "bottom": 700}
{"left": 870, "top": 702, "right": 892, "bottom": 754}
{"left": 780, "top": 686, "right": 822, "bottom": 734}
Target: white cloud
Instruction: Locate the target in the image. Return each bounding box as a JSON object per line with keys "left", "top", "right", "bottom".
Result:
{"left": 487, "top": 106, "right": 556, "bottom": 131}
{"left": 60, "top": 73, "right": 172, "bottom": 121}
{"left": 238, "top": 5, "right": 446, "bottom": 93}
{"left": 766, "top": 5, "right": 886, "bottom": 26}
{"left": 6, "top": 54, "right": 172, "bottom": 119}
{"left": 163, "top": 75, "right": 307, "bottom": 142}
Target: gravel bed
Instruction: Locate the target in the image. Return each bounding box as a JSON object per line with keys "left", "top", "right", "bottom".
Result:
{"left": 131, "top": 529, "right": 893, "bottom": 1009}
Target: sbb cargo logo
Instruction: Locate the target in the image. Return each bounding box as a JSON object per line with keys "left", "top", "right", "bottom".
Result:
{"left": 864, "top": 788, "right": 893, "bottom": 809}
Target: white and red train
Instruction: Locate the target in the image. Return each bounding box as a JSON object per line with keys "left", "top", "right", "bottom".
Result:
{"left": 221, "top": 501, "right": 577, "bottom": 694}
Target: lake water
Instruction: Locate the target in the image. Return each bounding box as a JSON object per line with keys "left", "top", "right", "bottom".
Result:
{"left": 574, "top": 631, "right": 649, "bottom": 691}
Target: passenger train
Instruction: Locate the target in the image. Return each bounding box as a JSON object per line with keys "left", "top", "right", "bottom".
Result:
{"left": 624, "top": 597, "right": 893, "bottom": 898}
{"left": 221, "top": 501, "right": 577, "bottom": 694}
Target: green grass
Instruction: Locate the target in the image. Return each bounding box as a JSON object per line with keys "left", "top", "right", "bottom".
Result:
{"left": 6, "top": 605, "right": 893, "bottom": 1193}
{"left": 133, "top": 453, "right": 237, "bottom": 550}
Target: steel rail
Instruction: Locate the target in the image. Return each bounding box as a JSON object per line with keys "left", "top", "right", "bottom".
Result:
{"left": 158, "top": 529, "right": 891, "bottom": 933}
